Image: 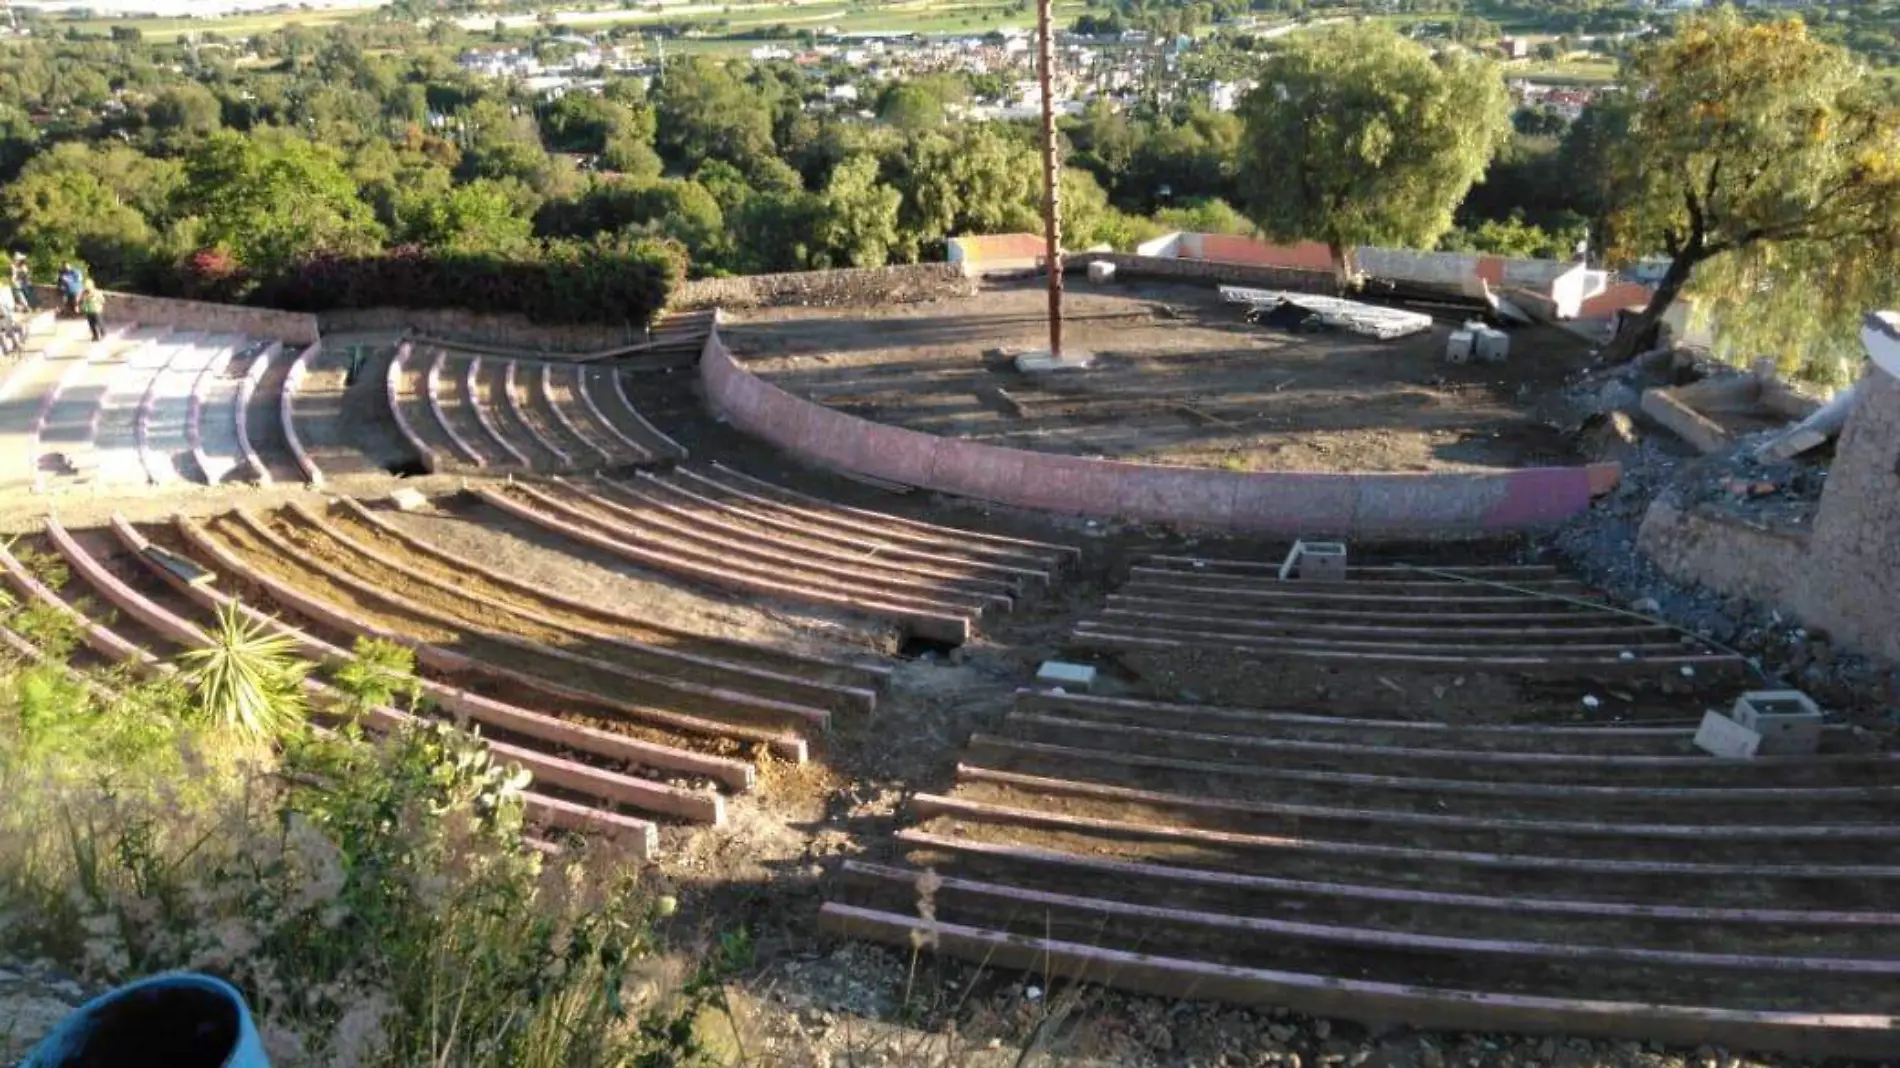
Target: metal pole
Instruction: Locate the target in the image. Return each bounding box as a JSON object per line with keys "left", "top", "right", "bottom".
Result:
{"left": 1036, "top": 0, "right": 1063, "bottom": 358}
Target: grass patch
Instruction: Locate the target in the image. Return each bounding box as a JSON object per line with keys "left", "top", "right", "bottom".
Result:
{"left": 49, "top": 8, "right": 363, "bottom": 41}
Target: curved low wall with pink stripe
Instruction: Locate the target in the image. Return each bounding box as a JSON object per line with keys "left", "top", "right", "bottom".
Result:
{"left": 701, "top": 331, "right": 1617, "bottom": 537}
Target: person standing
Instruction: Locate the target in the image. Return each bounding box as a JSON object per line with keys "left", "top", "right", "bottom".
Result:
{"left": 0, "top": 281, "right": 19, "bottom": 356}
{"left": 10, "top": 254, "right": 33, "bottom": 312}
{"left": 80, "top": 285, "right": 105, "bottom": 342}
{"left": 57, "top": 264, "right": 82, "bottom": 316}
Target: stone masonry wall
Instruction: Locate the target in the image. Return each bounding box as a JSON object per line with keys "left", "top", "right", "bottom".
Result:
{"left": 34, "top": 287, "right": 320, "bottom": 345}
{"left": 1640, "top": 364, "right": 1900, "bottom": 665}
{"left": 1804, "top": 366, "right": 1900, "bottom": 662}
{"left": 670, "top": 264, "right": 974, "bottom": 310}
{"left": 1637, "top": 502, "right": 1815, "bottom": 609}
{"left": 318, "top": 307, "right": 639, "bottom": 352}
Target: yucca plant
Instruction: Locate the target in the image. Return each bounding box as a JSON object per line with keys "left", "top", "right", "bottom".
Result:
{"left": 180, "top": 602, "right": 309, "bottom": 741}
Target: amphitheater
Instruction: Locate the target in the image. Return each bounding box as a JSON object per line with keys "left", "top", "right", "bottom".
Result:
{"left": 0, "top": 267, "right": 1895, "bottom": 1062}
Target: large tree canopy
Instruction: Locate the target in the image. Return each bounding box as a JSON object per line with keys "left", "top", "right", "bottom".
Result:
{"left": 175, "top": 129, "right": 384, "bottom": 278}
{"left": 1236, "top": 24, "right": 1510, "bottom": 282}
{"left": 1597, "top": 9, "right": 1900, "bottom": 363}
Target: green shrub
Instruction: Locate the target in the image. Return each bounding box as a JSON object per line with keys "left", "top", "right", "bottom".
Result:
{"left": 0, "top": 614, "right": 707, "bottom": 1067}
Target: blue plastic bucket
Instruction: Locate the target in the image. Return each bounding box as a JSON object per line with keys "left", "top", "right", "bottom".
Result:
{"left": 21, "top": 971, "right": 269, "bottom": 1068}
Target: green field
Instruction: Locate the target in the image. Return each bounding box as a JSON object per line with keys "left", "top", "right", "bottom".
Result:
{"left": 1514, "top": 57, "right": 1618, "bottom": 84}
{"left": 50, "top": 7, "right": 361, "bottom": 41}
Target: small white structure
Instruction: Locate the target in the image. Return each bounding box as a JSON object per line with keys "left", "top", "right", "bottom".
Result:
{"left": 1279, "top": 540, "right": 1347, "bottom": 581}
{"left": 1731, "top": 691, "right": 1825, "bottom": 756}
{"left": 1693, "top": 710, "right": 1763, "bottom": 759}
{"left": 1448, "top": 320, "right": 1510, "bottom": 364}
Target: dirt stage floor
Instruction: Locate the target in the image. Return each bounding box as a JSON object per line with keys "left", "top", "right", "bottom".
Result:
{"left": 723, "top": 280, "right": 1598, "bottom": 475}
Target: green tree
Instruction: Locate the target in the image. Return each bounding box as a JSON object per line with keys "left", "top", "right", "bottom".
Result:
{"left": 1596, "top": 10, "right": 1900, "bottom": 363}
{"left": 878, "top": 79, "right": 965, "bottom": 132}
{"left": 1154, "top": 196, "right": 1255, "bottom": 237}
{"left": 730, "top": 188, "right": 820, "bottom": 274}
{"left": 890, "top": 125, "right": 1040, "bottom": 261}
{"left": 0, "top": 168, "right": 154, "bottom": 286}
{"left": 538, "top": 92, "right": 630, "bottom": 154}
{"left": 402, "top": 178, "right": 533, "bottom": 253}
{"left": 1236, "top": 24, "right": 1511, "bottom": 282}
{"left": 0, "top": 104, "right": 40, "bottom": 181}
{"left": 455, "top": 98, "right": 552, "bottom": 187}
{"left": 651, "top": 57, "right": 777, "bottom": 175}
{"left": 145, "top": 83, "right": 224, "bottom": 152}
{"left": 176, "top": 129, "right": 385, "bottom": 279}
{"left": 812, "top": 154, "right": 900, "bottom": 268}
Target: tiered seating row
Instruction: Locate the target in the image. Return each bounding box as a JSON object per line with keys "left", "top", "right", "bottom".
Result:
{"left": 0, "top": 314, "right": 298, "bottom": 492}
{"left": 823, "top": 687, "right": 1900, "bottom": 1057}
{"left": 0, "top": 479, "right": 927, "bottom": 850}
{"left": 1, "top": 523, "right": 670, "bottom": 854}
{"left": 0, "top": 505, "right": 890, "bottom": 856}
{"left": 1073, "top": 554, "right": 1747, "bottom": 675}
{"left": 386, "top": 342, "right": 684, "bottom": 475}
{"left": 475, "top": 464, "right": 1078, "bottom": 645}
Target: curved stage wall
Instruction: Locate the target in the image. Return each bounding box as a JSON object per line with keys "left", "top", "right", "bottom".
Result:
{"left": 702, "top": 330, "right": 1618, "bottom": 536}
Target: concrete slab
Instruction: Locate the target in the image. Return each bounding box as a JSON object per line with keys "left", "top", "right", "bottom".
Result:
{"left": 1036, "top": 660, "right": 1097, "bottom": 691}
{"left": 1014, "top": 349, "right": 1095, "bottom": 374}
{"left": 1641, "top": 387, "right": 1733, "bottom": 455}
{"left": 1693, "top": 710, "right": 1763, "bottom": 759}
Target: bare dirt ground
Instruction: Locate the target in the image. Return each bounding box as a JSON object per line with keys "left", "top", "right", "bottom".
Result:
{"left": 0, "top": 292, "right": 1877, "bottom": 1068}
{"left": 726, "top": 281, "right": 1596, "bottom": 474}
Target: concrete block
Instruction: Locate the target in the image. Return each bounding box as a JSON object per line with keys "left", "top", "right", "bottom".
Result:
{"left": 1445, "top": 329, "right": 1475, "bottom": 365}
{"left": 1036, "top": 660, "right": 1097, "bottom": 692}
{"left": 1640, "top": 387, "right": 1732, "bottom": 455}
{"left": 1473, "top": 327, "right": 1510, "bottom": 364}
{"left": 1693, "top": 710, "right": 1763, "bottom": 759}
{"left": 1731, "top": 690, "right": 1824, "bottom": 756}
{"left": 390, "top": 488, "right": 428, "bottom": 512}
{"left": 1014, "top": 349, "right": 1094, "bottom": 373}
{"left": 1279, "top": 539, "right": 1347, "bottom": 581}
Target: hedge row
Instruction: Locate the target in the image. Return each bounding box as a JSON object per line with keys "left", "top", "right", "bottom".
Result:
{"left": 172, "top": 235, "right": 687, "bottom": 328}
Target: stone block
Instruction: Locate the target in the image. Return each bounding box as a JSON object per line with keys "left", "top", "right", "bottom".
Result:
{"left": 1036, "top": 660, "right": 1097, "bottom": 692}
{"left": 1731, "top": 690, "right": 1824, "bottom": 756}
{"left": 1279, "top": 539, "right": 1348, "bottom": 581}
{"left": 1014, "top": 349, "right": 1094, "bottom": 374}
{"left": 1693, "top": 710, "right": 1763, "bottom": 759}
{"left": 1640, "top": 387, "right": 1732, "bottom": 455}
{"left": 390, "top": 488, "right": 428, "bottom": 512}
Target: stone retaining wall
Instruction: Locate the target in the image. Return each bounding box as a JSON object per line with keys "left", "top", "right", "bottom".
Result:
{"left": 1642, "top": 365, "right": 1900, "bottom": 665}
{"left": 35, "top": 287, "right": 320, "bottom": 345}
{"left": 670, "top": 264, "right": 974, "bottom": 310}
{"left": 701, "top": 328, "right": 1615, "bottom": 538}
{"left": 320, "top": 307, "right": 637, "bottom": 352}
